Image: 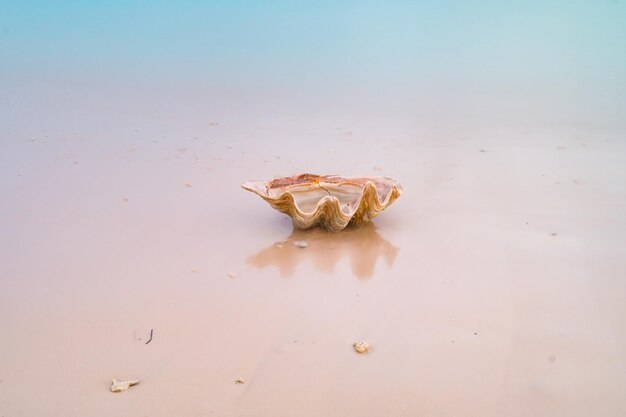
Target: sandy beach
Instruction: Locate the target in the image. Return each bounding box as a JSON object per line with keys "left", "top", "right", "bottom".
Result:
{"left": 1, "top": 2, "right": 626, "bottom": 416}
{"left": 1, "top": 82, "right": 625, "bottom": 416}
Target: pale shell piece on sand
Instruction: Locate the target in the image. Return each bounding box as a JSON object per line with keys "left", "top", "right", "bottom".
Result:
{"left": 293, "top": 240, "right": 309, "bottom": 248}
{"left": 235, "top": 378, "right": 245, "bottom": 384}
{"left": 242, "top": 174, "right": 402, "bottom": 232}
{"left": 110, "top": 379, "right": 140, "bottom": 392}
{"left": 353, "top": 341, "right": 369, "bottom": 353}
{"left": 227, "top": 272, "right": 239, "bottom": 279}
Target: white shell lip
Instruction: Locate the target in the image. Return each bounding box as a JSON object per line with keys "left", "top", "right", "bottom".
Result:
{"left": 242, "top": 174, "right": 402, "bottom": 231}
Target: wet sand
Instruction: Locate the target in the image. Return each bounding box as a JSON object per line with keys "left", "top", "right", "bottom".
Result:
{"left": 1, "top": 84, "right": 626, "bottom": 417}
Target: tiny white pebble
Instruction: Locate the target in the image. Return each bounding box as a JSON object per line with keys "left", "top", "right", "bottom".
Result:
{"left": 293, "top": 240, "right": 309, "bottom": 248}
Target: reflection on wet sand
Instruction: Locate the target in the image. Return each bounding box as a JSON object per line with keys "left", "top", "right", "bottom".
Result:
{"left": 247, "top": 223, "right": 399, "bottom": 279}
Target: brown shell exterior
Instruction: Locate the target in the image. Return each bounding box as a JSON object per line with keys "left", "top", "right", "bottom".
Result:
{"left": 242, "top": 174, "right": 402, "bottom": 232}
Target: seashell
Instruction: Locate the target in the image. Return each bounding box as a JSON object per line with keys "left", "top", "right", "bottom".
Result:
{"left": 110, "top": 378, "right": 140, "bottom": 392}
{"left": 353, "top": 340, "right": 369, "bottom": 353}
{"left": 242, "top": 174, "right": 402, "bottom": 232}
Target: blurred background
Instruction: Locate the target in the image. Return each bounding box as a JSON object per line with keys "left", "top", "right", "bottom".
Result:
{"left": 2, "top": 1, "right": 625, "bottom": 126}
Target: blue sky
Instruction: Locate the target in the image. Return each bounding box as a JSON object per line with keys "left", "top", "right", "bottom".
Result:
{"left": 1, "top": 1, "right": 625, "bottom": 110}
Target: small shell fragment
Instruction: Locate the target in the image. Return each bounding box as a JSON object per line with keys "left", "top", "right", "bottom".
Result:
{"left": 293, "top": 240, "right": 309, "bottom": 248}
{"left": 110, "top": 378, "right": 140, "bottom": 392}
{"left": 235, "top": 378, "right": 245, "bottom": 384}
{"left": 227, "top": 272, "right": 239, "bottom": 279}
{"left": 353, "top": 341, "right": 369, "bottom": 353}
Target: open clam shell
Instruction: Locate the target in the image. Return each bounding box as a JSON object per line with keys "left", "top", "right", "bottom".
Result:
{"left": 242, "top": 174, "right": 402, "bottom": 232}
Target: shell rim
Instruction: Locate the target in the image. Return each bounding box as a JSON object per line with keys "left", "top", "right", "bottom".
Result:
{"left": 241, "top": 174, "right": 403, "bottom": 218}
